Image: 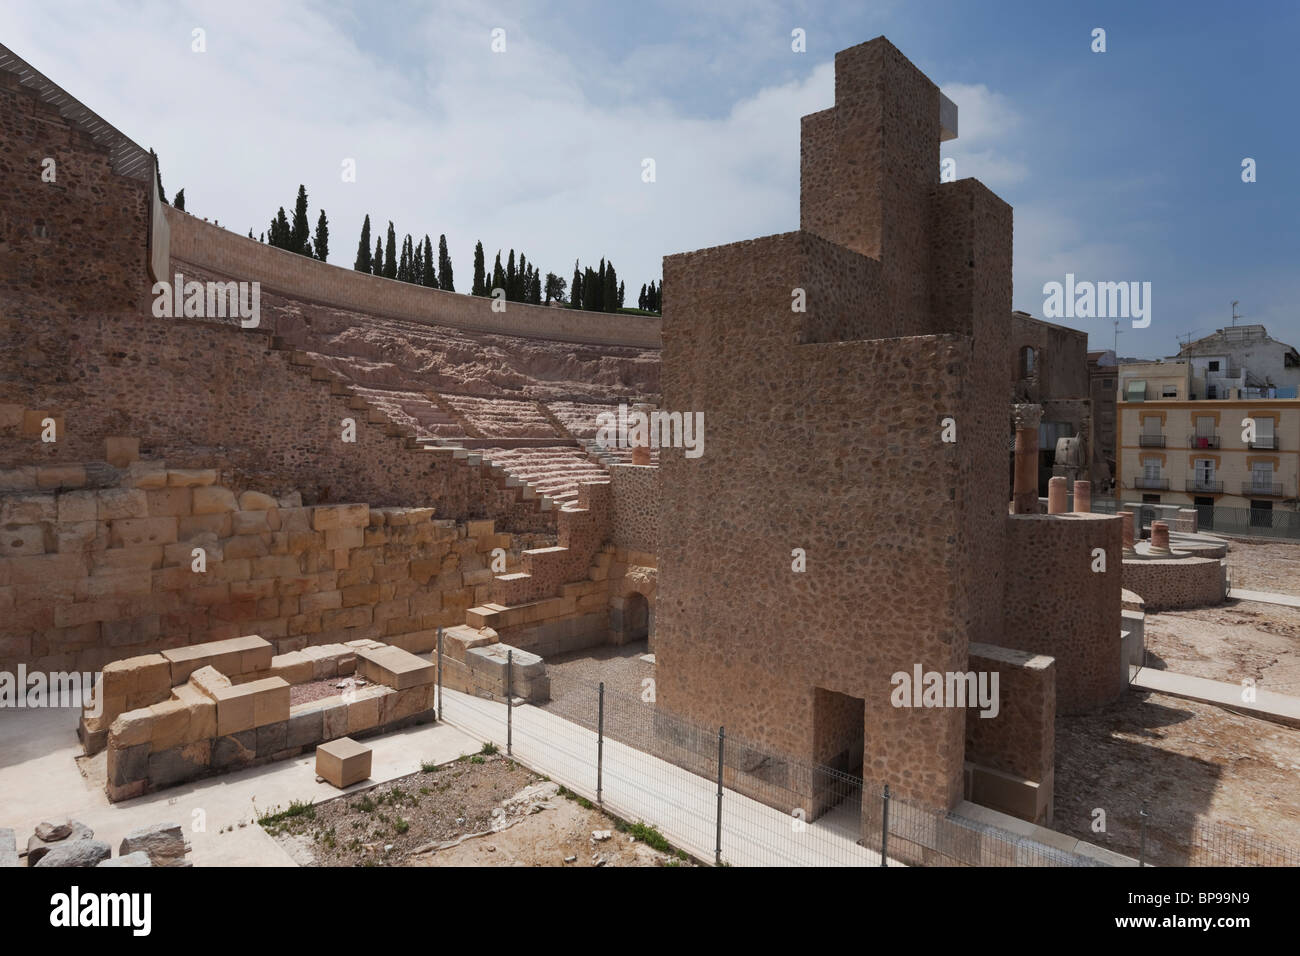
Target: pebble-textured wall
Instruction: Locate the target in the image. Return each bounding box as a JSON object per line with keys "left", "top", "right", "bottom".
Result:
{"left": 610, "top": 464, "right": 658, "bottom": 553}
{"left": 1002, "top": 513, "right": 1124, "bottom": 714}
{"left": 1121, "top": 556, "right": 1226, "bottom": 611}
{"left": 656, "top": 38, "right": 1015, "bottom": 811}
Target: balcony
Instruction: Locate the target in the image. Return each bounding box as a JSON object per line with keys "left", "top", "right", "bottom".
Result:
{"left": 1185, "top": 479, "right": 1224, "bottom": 493}
{"left": 1248, "top": 436, "right": 1279, "bottom": 450}
{"left": 1186, "top": 433, "right": 1219, "bottom": 449}
{"left": 1243, "top": 482, "right": 1284, "bottom": 497}
{"left": 1134, "top": 476, "right": 1169, "bottom": 490}
{"left": 1138, "top": 434, "right": 1166, "bottom": 447}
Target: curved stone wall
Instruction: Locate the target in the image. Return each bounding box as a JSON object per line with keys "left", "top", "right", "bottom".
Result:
{"left": 1121, "top": 556, "right": 1227, "bottom": 611}
{"left": 164, "top": 208, "right": 661, "bottom": 349}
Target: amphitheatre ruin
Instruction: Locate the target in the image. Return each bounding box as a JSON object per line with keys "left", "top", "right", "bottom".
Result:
{"left": 1, "top": 35, "right": 1297, "bottom": 871}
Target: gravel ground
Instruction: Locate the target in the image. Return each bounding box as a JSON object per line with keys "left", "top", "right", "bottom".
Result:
{"left": 289, "top": 676, "right": 372, "bottom": 707}
{"left": 1054, "top": 690, "right": 1300, "bottom": 865}
{"left": 1225, "top": 537, "right": 1300, "bottom": 596}
{"left": 1142, "top": 599, "right": 1300, "bottom": 696}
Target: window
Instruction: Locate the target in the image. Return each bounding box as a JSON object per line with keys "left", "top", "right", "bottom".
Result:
{"left": 1019, "top": 346, "right": 1036, "bottom": 379}
{"left": 1162, "top": 385, "right": 1178, "bottom": 398}
{"left": 1208, "top": 360, "right": 1220, "bottom": 372}
{"left": 1207, "top": 385, "right": 1217, "bottom": 399}
{"left": 1102, "top": 378, "right": 1114, "bottom": 388}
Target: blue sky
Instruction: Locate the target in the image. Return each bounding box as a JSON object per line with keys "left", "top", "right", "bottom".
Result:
{"left": 4, "top": 0, "right": 1295, "bottom": 356}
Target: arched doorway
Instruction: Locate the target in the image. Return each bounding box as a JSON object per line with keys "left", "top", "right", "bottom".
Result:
{"left": 624, "top": 591, "right": 650, "bottom": 642}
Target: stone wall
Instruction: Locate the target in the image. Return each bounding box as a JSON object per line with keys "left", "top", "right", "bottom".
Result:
{"left": 1121, "top": 556, "right": 1227, "bottom": 611}
{"left": 965, "top": 642, "right": 1055, "bottom": 824}
{"left": 0, "top": 461, "right": 515, "bottom": 675}
{"left": 164, "top": 208, "right": 661, "bottom": 349}
{"left": 609, "top": 464, "right": 658, "bottom": 553}
{"left": 100, "top": 636, "right": 436, "bottom": 800}
{"left": 1002, "top": 513, "right": 1124, "bottom": 714}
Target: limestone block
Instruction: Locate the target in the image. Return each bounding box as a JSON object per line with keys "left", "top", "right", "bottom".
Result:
{"left": 110, "top": 517, "right": 177, "bottom": 548}
{"left": 232, "top": 510, "right": 271, "bottom": 535}
{"left": 345, "top": 686, "right": 388, "bottom": 733}
{"left": 145, "top": 487, "right": 192, "bottom": 517}
{"left": 286, "top": 707, "right": 324, "bottom": 749}
{"left": 324, "top": 525, "right": 364, "bottom": 551}
{"left": 238, "top": 491, "right": 278, "bottom": 511}
{"left": 36, "top": 465, "right": 86, "bottom": 490}
{"left": 213, "top": 677, "right": 289, "bottom": 736}
{"left": 320, "top": 698, "right": 349, "bottom": 740}
{"left": 123, "top": 461, "right": 168, "bottom": 489}
{"left": 210, "top": 731, "right": 256, "bottom": 769}
{"left": 109, "top": 707, "right": 154, "bottom": 749}
{"left": 355, "top": 644, "right": 436, "bottom": 689}
{"left": 104, "top": 437, "right": 140, "bottom": 468}
{"left": 56, "top": 490, "right": 99, "bottom": 524}
{"left": 34, "top": 840, "right": 111, "bottom": 868}
{"left": 106, "top": 742, "right": 149, "bottom": 790}
{"left": 1, "top": 494, "right": 57, "bottom": 524}
{"left": 256, "top": 720, "right": 288, "bottom": 757}
{"left": 192, "top": 486, "right": 238, "bottom": 514}
{"left": 312, "top": 504, "right": 369, "bottom": 532}
{"left": 315, "top": 736, "right": 372, "bottom": 788}
{"left": 441, "top": 624, "right": 499, "bottom": 662}
{"left": 119, "top": 822, "right": 189, "bottom": 866}
{"left": 269, "top": 650, "right": 313, "bottom": 684}
{"left": 147, "top": 699, "right": 192, "bottom": 752}
{"left": 101, "top": 654, "right": 171, "bottom": 708}
{"left": 171, "top": 683, "right": 217, "bottom": 742}
{"left": 178, "top": 513, "right": 232, "bottom": 539}
{"left": 167, "top": 469, "right": 217, "bottom": 488}
{"left": 147, "top": 741, "right": 210, "bottom": 789}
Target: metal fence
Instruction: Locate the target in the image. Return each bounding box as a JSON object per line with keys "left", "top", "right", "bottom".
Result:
{"left": 1064, "top": 496, "right": 1300, "bottom": 540}
{"left": 435, "top": 651, "right": 1098, "bottom": 867}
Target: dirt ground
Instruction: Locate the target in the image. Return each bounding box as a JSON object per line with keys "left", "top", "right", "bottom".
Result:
{"left": 1224, "top": 537, "right": 1300, "bottom": 596}
{"left": 1142, "top": 599, "right": 1300, "bottom": 695}
{"left": 264, "top": 748, "right": 692, "bottom": 867}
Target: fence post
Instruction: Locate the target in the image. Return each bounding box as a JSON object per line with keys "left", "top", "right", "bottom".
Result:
{"left": 880, "top": 784, "right": 891, "bottom": 867}
{"left": 597, "top": 681, "right": 605, "bottom": 804}
{"left": 436, "top": 627, "right": 443, "bottom": 722}
{"left": 715, "top": 726, "right": 725, "bottom": 866}
{"left": 506, "top": 649, "right": 513, "bottom": 757}
{"left": 1138, "top": 801, "right": 1148, "bottom": 867}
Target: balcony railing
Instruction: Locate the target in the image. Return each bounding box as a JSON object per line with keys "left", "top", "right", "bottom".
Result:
{"left": 1249, "top": 436, "right": 1279, "bottom": 450}
{"left": 1185, "top": 479, "right": 1224, "bottom": 493}
{"left": 1138, "top": 434, "right": 1166, "bottom": 447}
{"left": 1186, "top": 433, "right": 1220, "bottom": 449}
{"left": 1134, "top": 476, "right": 1169, "bottom": 490}
{"left": 1243, "top": 482, "right": 1284, "bottom": 497}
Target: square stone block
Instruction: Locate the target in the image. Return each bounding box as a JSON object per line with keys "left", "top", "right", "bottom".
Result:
{"left": 355, "top": 644, "right": 436, "bottom": 690}
{"left": 315, "top": 736, "right": 372, "bottom": 789}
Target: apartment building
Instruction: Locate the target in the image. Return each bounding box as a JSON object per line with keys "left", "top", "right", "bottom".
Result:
{"left": 1117, "top": 367, "right": 1299, "bottom": 518}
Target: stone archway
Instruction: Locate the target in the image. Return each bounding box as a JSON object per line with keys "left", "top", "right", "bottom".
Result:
{"left": 611, "top": 565, "right": 657, "bottom": 648}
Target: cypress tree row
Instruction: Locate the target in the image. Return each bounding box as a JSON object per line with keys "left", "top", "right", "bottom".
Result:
{"left": 373, "top": 239, "right": 383, "bottom": 276}
{"left": 422, "top": 237, "right": 436, "bottom": 288}
{"left": 383, "top": 222, "right": 397, "bottom": 279}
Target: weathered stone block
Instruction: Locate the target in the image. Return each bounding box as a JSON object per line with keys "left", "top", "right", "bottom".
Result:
{"left": 104, "top": 436, "right": 140, "bottom": 468}
{"left": 192, "top": 486, "right": 238, "bottom": 514}
{"left": 312, "top": 504, "right": 369, "bottom": 532}
{"left": 210, "top": 730, "right": 257, "bottom": 769}
{"left": 315, "top": 736, "right": 372, "bottom": 788}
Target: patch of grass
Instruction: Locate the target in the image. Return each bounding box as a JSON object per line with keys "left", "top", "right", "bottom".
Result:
{"left": 479, "top": 742, "right": 499, "bottom": 756}
{"left": 420, "top": 760, "right": 439, "bottom": 773}
{"left": 419, "top": 786, "right": 431, "bottom": 796}
{"left": 257, "top": 799, "right": 316, "bottom": 833}
{"left": 616, "top": 819, "right": 673, "bottom": 854}
{"left": 394, "top": 817, "right": 410, "bottom": 835}
{"left": 556, "top": 786, "right": 594, "bottom": 810}
{"left": 355, "top": 796, "right": 377, "bottom": 813}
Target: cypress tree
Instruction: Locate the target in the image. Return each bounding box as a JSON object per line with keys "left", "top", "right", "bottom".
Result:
{"left": 604, "top": 261, "right": 618, "bottom": 313}
{"left": 373, "top": 239, "right": 383, "bottom": 276}
{"left": 617, "top": 280, "right": 625, "bottom": 310}
{"left": 530, "top": 268, "right": 542, "bottom": 304}
{"left": 174, "top": 188, "right": 186, "bottom": 211}
{"left": 383, "top": 222, "right": 397, "bottom": 279}
{"left": 596, "top": 259, "right": 607, "bottom": 311}
{"left": 638, "top": 283, "right": 647, "bottom": 310}
{"left": 517, "top": 254, "right": 528, "bottom": 301}
{"left": 314, "top": 209, "right": 329, "bottom": 262}
{"left": 505, "top": 250, "right": 517, "bottom": 301}
{"left": 290, "top": 185, "right": 310, "bottom": 255}
{"left": 354, "top": 215, "right": 372, "bottom": 272}
{"left": 398, "top": 236, "right": 411, "bottom": 282}
{"left": 437, "top": 235, "right": 454, "bottom": 291}
{"left": 583, "top": 267, "right": 599, "bottom": 310}
{"left": 423, "top": 236, "right": 436, "bottom": 288}
{"left": 269, "top": 207, "right": 291, "bottom": 248}
{"left": 571, "top": 260, "right": 582, "bottom": 308}
{"left": 473, "top": 241, "right": 486, "bottom": 295}
{"left": 492, "top": 251, "right": 505, "bottom": 295}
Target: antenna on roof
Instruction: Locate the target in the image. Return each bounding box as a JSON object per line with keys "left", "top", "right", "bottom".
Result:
{"left": 1112, "top": 318, "right": 1124, "bottom": 354}
{"left": 1231, "top": 300, "right": 1242, "bottom": 327}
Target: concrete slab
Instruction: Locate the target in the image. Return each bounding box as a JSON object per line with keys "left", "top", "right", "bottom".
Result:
{"left": 1228, "top": 588, "right": 1300, "bottom": 609}
{"left": 1132, "top": 668, "right": 1300, "bottom": 728}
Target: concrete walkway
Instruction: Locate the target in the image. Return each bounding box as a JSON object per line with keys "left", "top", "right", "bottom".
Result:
{"left": 1132, "top": 668, "right": 1300, "bottom": 728}
{"left": 438, "top": 687, "right": 890, "bottom": 866}
{"left": 1228, "top": 588, "right": 1300, "bottom": 609}
{"left": 0, "top": 704, "right": 481, "bottom": 866}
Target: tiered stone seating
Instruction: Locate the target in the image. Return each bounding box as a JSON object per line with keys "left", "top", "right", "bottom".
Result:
{"left": 547, "top": 401, "right": 615, "bottom": 439}
{"left": 480, "top": 446, "right": 612, "bottom": 504}
{"left": 442, "top": 395, "right": 561, "bottom": 439}
{"left": 348, "top": 387, "right": 467, "bottom": 441}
